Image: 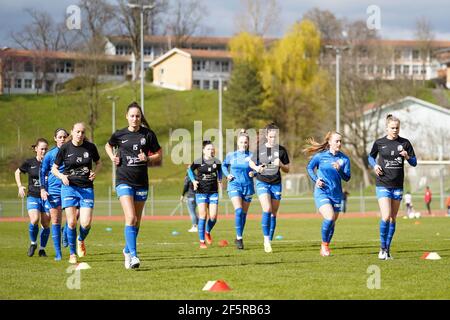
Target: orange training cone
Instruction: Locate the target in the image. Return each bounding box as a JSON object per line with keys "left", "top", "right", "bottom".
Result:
{"left": 421, "top": 252, "right": 441, "bottom": 260}
{"left": 202, "top": 280, "right": 232, "bottom": 292}
{"left": 218, "top": 240, "right": 229, "bottom": 247}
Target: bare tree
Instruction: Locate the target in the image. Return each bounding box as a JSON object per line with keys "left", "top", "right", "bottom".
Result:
{"left": 414, "top": 16, "right": 435, "bottom": 82}
{"left": 234, "top": 0, "right": 281, "bottom": 37}
{"left": 302, "top": 8, "right": 344, "bottom": 41}
{"left": 166, "top": 0, "right": 210, "bottom": 48}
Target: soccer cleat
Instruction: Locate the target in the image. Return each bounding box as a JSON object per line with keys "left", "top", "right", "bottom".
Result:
{"left": 264, "top": 241, "right": 272, "bottom": 253}
{"left": 386, "top": 251, "right": 394, "bottom": 260}
{"left": 54, "top": 253, "right": 62, "bottom": 261}
{"left": 123, "top": 249, "right": 131, "bottom": 270}
{"left": 27, "top": 244, "right": 37, "bottom": 257}
{"left": 188, "top": 225, "right": 198, "bottom": 233}
{"left": 38, "top": 249, "right": 47, "bottom": 257}
{"left": 199, "top": 242, "right": 207, "bottom": 249}
{"left": 235, "top": 239, "right": 244, "bottom": 250}
{"left": 77, "top": 239, "right": 86, "bottom": 258}
{"left": 130, "top": 256, "right": 140, "bottom": 269}
{"left": 69, "top": 254, "right": 77, "bottom": 264}
{"left": 378, "top": 249, "right": 387, "bottom": 260}
{"left": 320, "top": 242, "right": 330, "bottom": 257}
{"left": 205, "top": 232, "right": 212, "bottom": 245}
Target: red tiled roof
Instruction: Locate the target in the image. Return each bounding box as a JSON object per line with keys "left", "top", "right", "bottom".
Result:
{"left": 0, "top": 48, "right": 130, "bottom": 63}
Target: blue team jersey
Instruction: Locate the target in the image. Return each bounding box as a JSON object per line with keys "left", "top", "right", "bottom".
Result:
{"left": 222, "top": 150, "right": 254, "bottom": 191}
{"left": 306, "top": 150, "right": 351, "bottom": 202}
{"left": 40, "top": 146, "right": 64, "bottom": 195}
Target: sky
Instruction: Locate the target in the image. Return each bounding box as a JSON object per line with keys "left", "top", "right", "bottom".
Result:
{"left": 1, "top": 0, "right": 449, "bottom": 48}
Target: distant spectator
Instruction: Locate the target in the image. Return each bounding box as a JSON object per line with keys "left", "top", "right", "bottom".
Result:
{"left": 424, "top": 186, "right": 432, "bottom": 215}
{"left": 341, "top": 189, "right": 350, "bottom": 213}
{"left": 404, "top": 191, "right": 412, "bottom": 217}
{"left": 446, "top": 195, "right": 450, "bottom": 217}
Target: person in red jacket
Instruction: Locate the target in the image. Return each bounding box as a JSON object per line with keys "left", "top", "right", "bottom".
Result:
{"left": 424, "top": 186, "right": 432, "bottom": 215}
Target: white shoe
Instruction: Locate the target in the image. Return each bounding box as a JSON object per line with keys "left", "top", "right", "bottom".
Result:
{"left": 264, "top": 241, "right": 272, "bottom": 253}
{"left": 130, "top": 256, "right": 140, "bottom": 269}
{"left": 378, "top": 249, "right": 387, "bottom": 260}
{"left": 123, "top": 249, "right": 131, "bottom": 269}
{"left": 386, "top": 251, "right": 394, "bottom": 260}
{"left": 188, "top": 225, "right": 198, "bottom": 233}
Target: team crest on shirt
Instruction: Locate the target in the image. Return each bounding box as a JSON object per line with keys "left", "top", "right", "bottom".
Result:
{"left": 140, "top": 138, "right": 146, "bottom": 145}
{"left": 212, "top": 164, "right": 217, "bottom": 169}
{"left": 337, "top": 159, "right": 344, "bottom": 166}
{"left": 208, "top": 167, "right": 212, "bottom": 172}
{"left": 397, "top": 145, "right": 403, "bottom": 152}
{"left": 76, "top": 157, "right": 82, "bottom": 163}
{"left": 83, "top": 152, "right": 89, "bottom": 158}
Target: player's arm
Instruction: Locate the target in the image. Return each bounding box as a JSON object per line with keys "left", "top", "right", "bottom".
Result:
{"left": 338, "top": 158, "right": 351, "bottom": 182}
{"left": 368, "top": 142, "right": 383, "bottom": 176}
{"left": 89, "top": 160, "right": 102, "bottom": 181}
{"left": 15, "top": 168, "right": 26, "bottom": 198}
{"left": 39, "top": 154, "right": 50, "bottom": 200}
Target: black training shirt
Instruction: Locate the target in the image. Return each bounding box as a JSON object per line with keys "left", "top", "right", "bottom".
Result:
{"left": 19, "top": 158, "right": 42, "bottom": 198}
{"left": 251, "top": 144, "right": 290, "bottom": 185}
{"left": 190, "top": 157, "right": 222, "bottom": 194}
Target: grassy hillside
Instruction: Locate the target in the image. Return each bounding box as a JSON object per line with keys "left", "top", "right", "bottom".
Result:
{"left": 0, "top": 83, "right": 233, "bottom": 199}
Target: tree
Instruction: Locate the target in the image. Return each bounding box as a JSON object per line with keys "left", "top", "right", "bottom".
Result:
{"left": 225, "top": 62, "right": 265, "bottom": 129}
{"left": 165, "top": 0, "right": 210, "bottom": 48}
{"left": 115, "top": 0, "right": 169, "bottom": 82}
{"left": 234, "top": 0, "right": 281, "bottom": 37}
{"left": 414, "top": 16, "right": 435, "bottom": 82}
{"left": 262, "top": 20, "right": 332, "bottom": 160}
{"left": 302, "top": 8, "right": 344, "bottom": 41}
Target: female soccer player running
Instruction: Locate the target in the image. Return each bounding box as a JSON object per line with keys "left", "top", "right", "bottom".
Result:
{"left": 52, "top": 123, "right": 102, "bottom": 264}
{"left": 105, "top": 102, "right": 162, "bottom": 269}
{"left": 40, "top": 128, "right": 69, "bottom": 261}
{"left": 222, "top": 130, "right": 255, "bottom": 250}
{"left": 304, "top": 132, "right": 351, "bottom": 257}
{"left": 368, "top": 114, "right": 417, "bottom": 260}
{"left": 15, "top": 138, "right": 49, "bottom": 257}
{"left": 249, "top": 123, "right": 290, "bottom": 253}
{"left": 188, "top": 141, "right": 222, "bottom": 249}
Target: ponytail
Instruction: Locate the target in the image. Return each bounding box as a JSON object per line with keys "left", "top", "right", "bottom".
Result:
{"left": 386, "top": 114, "right": 400, "bottom": 126}
{"left": 303, "top": 131, "right": 341, "bottom": 157}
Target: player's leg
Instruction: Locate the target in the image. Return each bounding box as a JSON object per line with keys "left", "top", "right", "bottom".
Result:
{"left": 27, "top": 208, "right": 40, "bottom": 257}
{"left": 196, "top": 194, "right": 208, "bottom": 248}
{"left": 231, "top": 195, "right": 244, "bottom": 249}
{"left": 386, "top": 197, "right": 402, "bottom": 259}
{"left": 377, "top": 195, "right": 392, "bottom": 260}
{"left": 49, "top": 198, "right": 63, "bottom": 260}
{"left": 39, "top": 209, "right": 51, "bottom": 257}
{"left": 65, "top": 206, "right": 79, "bottom": 264}
{"left": 258, "top": 193, "right": 273, "bottom": 253}
{"left": 205, "top": 195, "right": 219, "bottom": 244}
{"left": 318, "top": 203, "right": 335, "bottom": 257}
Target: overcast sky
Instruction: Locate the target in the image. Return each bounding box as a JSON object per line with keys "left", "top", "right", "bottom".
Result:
{"left": 1, "top": 0, "right": 449, "bottom": 48}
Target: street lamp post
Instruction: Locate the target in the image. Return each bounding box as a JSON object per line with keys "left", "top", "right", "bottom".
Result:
{"left": 127, "top": 2, "right": 155, "bottom": 114}
{"left": 325, "top": 45, "right": 349, "bottom": 133}
{"left": 107, "top": 95, "right": 119, "bottom": 190}
{"left": 218, "top": 77, "right": 223, "bottom": 162}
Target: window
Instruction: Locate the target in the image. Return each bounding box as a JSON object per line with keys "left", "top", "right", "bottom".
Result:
{"left": 413, "top": 65, "right": 419, "bottom": 74}
{"left": 193, "top": 80, "right": 200, "bottom": 89}
{"left": 367, "top": 65, "right": 374, "bottom": 74}
{"left": 213, "top": 80, "right": 219, "bottom": 90}
{"left": 395, "top": 65, "right": 402, "bottom": 74}
{"left": 358, "top": 64, "right": 366, "bottom": 74}
{"left": 144, "top": 46, "right": 152, "bottom": 56}
{"left": 385, "top": 65, "right": 392, "bottom": 75}
{"left": 56, "top": 61, "right": 73, "bottom": 73}
{"left": 193, "top": 60, "right": 206, "bottom": 71}
{"left": 403, "top": 49, "right": 410, "bottom": 59}
{"left": 221, "top": 61, "right": 229, "bottom": 72}
{"left": 35, "top": 80, "right": 42, "bottom": 89}
{"left": 421, "top": 67, "right": 426, "bottom": 74}
{"left": 403, "top": 65, "right": 410, "bottom": 75}
{"left": 24, "top": 61, "right": 33, "bottom": 72}
{"left": 394, "top": 50, "right": 402, "bottom": 60}
{"left": 4, "top": 79, "right": 11, "bottom": 88}
{"left": 114, "top": 64, "right": 125, "bottom": 76}
{"left": 14, "top": 79, "right": 22, "bottom": 88}
{"left": 412, "top": 50, "right": 420, "bottom": 60}
{"left": 202, "top": 80, "right": 210, "bottom": 90}
{"left": 160, "top": 68, "right": 164, "bottom": 75}
{"left": 24, "top": 79, "right": 32, "bottom": 89}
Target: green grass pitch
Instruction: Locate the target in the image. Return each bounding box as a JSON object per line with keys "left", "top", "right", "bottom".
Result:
{"left": 0, "top": 216, "right": 449, "bottom": 300}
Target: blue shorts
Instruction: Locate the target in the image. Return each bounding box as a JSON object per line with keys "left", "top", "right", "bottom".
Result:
{"left": 61, "top": 185, "right": 94, "bottom": 209}
{"left": 228, "top": 184, "right": 254, "bottom": 203}
{"left": 196, "top": 193, "right": 219, "bottom": 205}
{"left": 116, "top": 184, "right": 148, "bottom": 202}
{"left": 27, "top": 196, "right": 45, "bottom": 212}
{"left": 376, "top": 187, "right": 403, "bottom": 201}
{"left": 314, "top": 189, "right": 342, "bottom": 213}
{"left": 44, "top": 194, "right": 62, "bottom": 212}
{"left": 256, "top": 180, "right": 282, "bottom": 201}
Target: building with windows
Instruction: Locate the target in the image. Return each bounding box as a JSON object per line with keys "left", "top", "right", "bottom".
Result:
{"left": 0, "top": 48, "right": 130, "bottom": 95}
